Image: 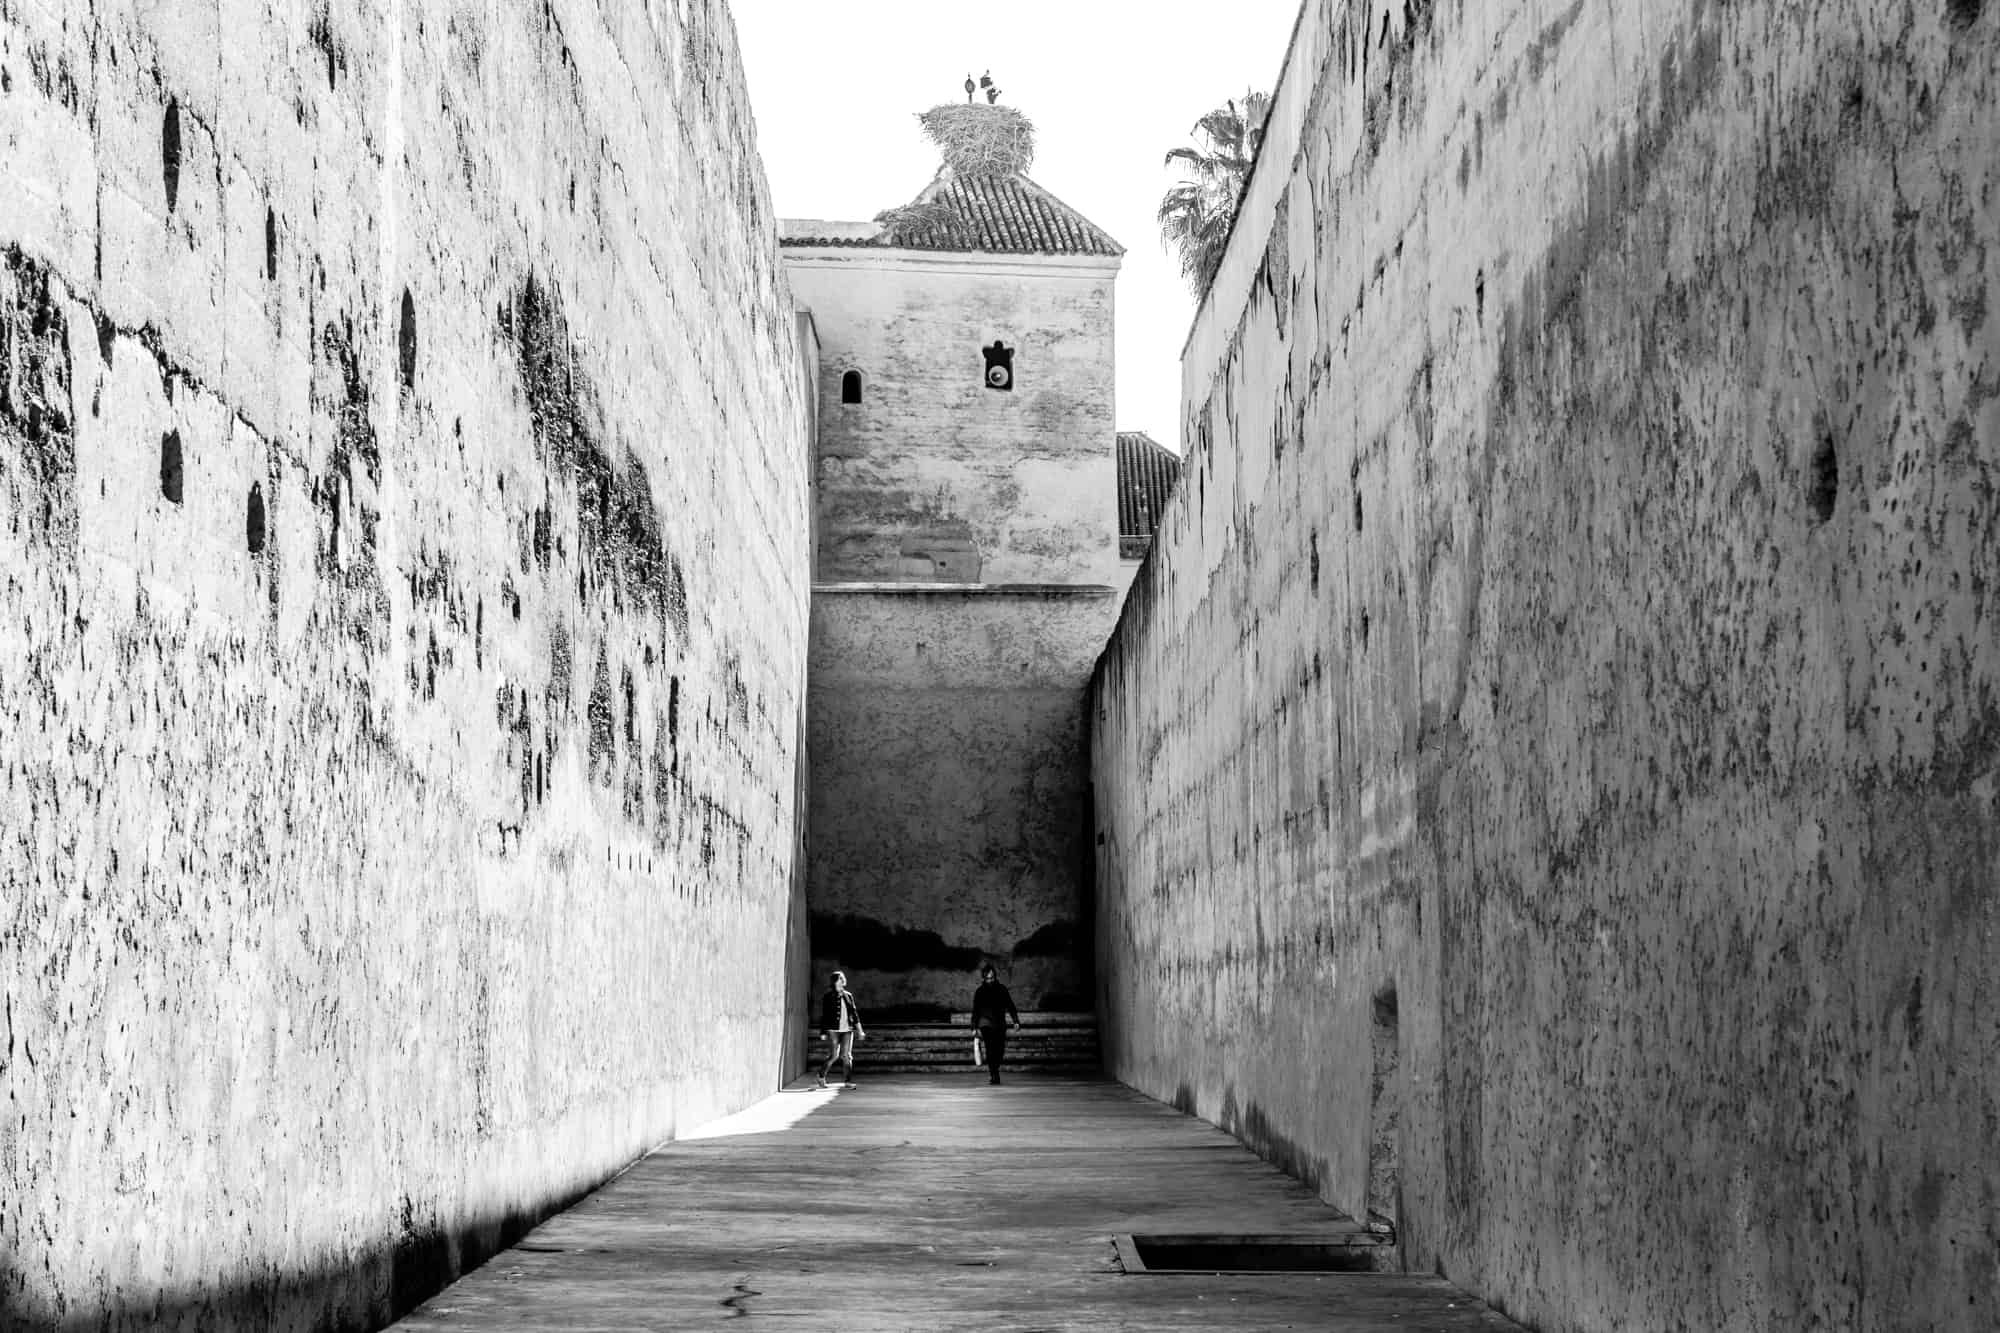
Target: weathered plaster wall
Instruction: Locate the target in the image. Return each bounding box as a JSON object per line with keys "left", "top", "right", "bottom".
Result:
{"left": 809, "top": 587, "right": 1116, "bottom": 1016}
{"left": 1093, "top": 1, "right": 1999, "bottom": 1330}
{"left": 0, "top": 2, "right": 811, "bottom": 1330}
{"left": 784, "top": 251, "right": 1120, "bottom": 586}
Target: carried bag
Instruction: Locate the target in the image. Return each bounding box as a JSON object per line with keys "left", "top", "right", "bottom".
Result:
{"left": 971, "top": 1033, "right": 985, "bottom": 1066}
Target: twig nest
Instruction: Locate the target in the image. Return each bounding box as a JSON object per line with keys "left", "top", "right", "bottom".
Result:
{"left": 875, "top": 195, "right": 960, "bottom": 239}
{"left": 917, "top": 103, "right": 1036, "bottom": 177}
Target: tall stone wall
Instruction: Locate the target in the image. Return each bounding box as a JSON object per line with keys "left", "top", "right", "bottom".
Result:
{"left": 0, "top": 3, "right": 811, "bottom": 1330}
{"left": 1093, "top": 1, "right": 1999, "bottom": 1330}
{"left": 784, "top": 250, "right": 1121, "bottom": 586}
{"left": 809, "top": 587, "right": 1115, "bottom": 1016}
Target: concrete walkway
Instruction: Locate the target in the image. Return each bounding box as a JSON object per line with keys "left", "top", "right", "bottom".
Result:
{"left": 395, "top": 1075, "right": 1522, "bottom": 1331}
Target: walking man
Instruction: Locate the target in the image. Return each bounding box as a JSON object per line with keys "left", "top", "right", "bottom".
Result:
{"left": 817, "top": 971, "right": 864, "bottom": 1088}
{"left": 971, "top": 963, "right": 1021, "bottom": 1085}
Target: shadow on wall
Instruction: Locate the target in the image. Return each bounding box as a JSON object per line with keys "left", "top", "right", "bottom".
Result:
{"left": 809, "top": 913, "right": 1089, "bottom": 973}
{"left": 0, "top": 1190, "right": 593, "bottom": 1333}
{"left": 810, "top": 912, "right": 983, "bottom": 974}
{"left": 1173, "top": 1080, "right": 1335, "bottom": 1205}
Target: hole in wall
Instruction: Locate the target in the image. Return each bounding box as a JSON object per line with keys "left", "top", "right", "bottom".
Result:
{"left": 1474, "top": 268, "right": 1484, "bottom": 324}
{"left": 246, "top": 482, "right": 267, "bottom": 553}
{"left": 1309, "top": 530, "right": 1320, "bottom": 591}
{"left": 982, "top": 340, "right": 1014, "bottom": 391}
{"left": 160, "top": 430, "right": 184, "bottom": 504}
{"left": 667, "top": 675, "right": 681, "bottom": 769}
{"left": 266, "top": 207, "right": 278, "bottom": 280}
{"left": 398, "top": 288, "right": 417, "bottom": 392}
{"left": 162, "top": 97, "right": 182, "bottom": 214}
{"left": 841, "top": 369, "right": 863, "bottom": 404}
{"left": 1808, "top": 434, "right": 1838, "bottom": 525}
{"left": 1947, "top": 0, "right": 1982, "bottom": 31}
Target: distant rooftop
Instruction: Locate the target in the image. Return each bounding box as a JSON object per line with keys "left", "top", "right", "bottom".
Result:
{"left": 782, "top": 171, "right": 1122, "bottom": 259}
{"left": 1117, "top": 431, "right": 1181, "bottom": 559}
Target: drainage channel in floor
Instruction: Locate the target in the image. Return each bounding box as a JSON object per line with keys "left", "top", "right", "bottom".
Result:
{"left": 1114, "top": 1233, "right": 1397, "bottom": 1274}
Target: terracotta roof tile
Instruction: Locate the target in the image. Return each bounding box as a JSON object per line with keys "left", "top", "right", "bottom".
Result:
{"left": 1117, "top": 431, "right": 1181, "bottom": 557}
{"left": 782, "top": 172, "right": 1123, "bottom": 258}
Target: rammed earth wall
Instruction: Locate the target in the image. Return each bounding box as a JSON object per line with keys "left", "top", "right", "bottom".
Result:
{"left": 785, "top": 249, "right": 1121, "bottom": 586}
{"left": 0, "top": 2, "right": 811, "bottom": 1329}
{"left": 1092, "top": 1, "right": 1999, "bottom": 1329}
{"left": 807, "top": 586, "right": 1116, "bottom": 1017}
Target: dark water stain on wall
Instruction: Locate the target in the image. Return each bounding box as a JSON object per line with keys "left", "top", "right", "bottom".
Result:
{"left": 319, "top": 320, "right": 379, "bottom": 482}
{"left": 810, "top": 912, "right": 984, "bottom": 972}
{"left": 497, "top": 270, "right": 689, "bottom": 642}
{"left": 312, "top": 320, "right": 389, "bottom": 649}
{"left": 587, "top": 640, "right": 616, "bottom": 776}
{"left": 1010, "top": 919, "right": 1077, "bottom": 959}
{"left": 1, "top": 246, "right": 78, "bottom": 540}
{"left": 307, "top": 6, "right": 345, "bottom": 91}
{"left": 546, "top": 622, "right": 573, "bottom": 723}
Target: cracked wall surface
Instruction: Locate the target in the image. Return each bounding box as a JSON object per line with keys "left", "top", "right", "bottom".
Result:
{"left": 0, "top": 1, "right": 812, "bottom": 1329}
{"left": 1092, "top": 1, "right": 1999, "bottom": 1329}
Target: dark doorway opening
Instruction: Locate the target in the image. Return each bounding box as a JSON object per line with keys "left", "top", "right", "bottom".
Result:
{"left": 1368, "top": 987, "right": 1402, "bottom": 1248}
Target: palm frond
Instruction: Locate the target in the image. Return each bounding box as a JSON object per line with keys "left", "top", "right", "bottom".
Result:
{"left": 1157, "top": 89, "right": 1270, "bottom": 296}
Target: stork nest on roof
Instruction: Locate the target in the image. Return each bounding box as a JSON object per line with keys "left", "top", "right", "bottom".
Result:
{"left": 916, "top": 103, "right": 1036, "bottom": 178}
{"left": 874, "top": 194, "right": 961, "bottom": 244}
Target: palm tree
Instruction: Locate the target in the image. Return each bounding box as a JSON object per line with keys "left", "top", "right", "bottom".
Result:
{"left": 1157, "top": 91, "right": 1271, "bottom": 297}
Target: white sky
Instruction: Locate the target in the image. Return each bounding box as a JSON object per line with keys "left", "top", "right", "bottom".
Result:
{"left": 729, "top": 1, "right": 1304, "bottom": 453}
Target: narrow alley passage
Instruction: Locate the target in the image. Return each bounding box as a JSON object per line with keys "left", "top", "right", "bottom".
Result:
{"left": 394, "top": 1076, "right": 1523, "bottom": 1331}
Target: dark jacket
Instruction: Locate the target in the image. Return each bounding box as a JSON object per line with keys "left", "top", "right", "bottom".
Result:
{"left": 819, "top": 987, "right": 861, "bottom": 1034}
{"left": 971, "top": 980, "right": 1019, "bottom": 1031}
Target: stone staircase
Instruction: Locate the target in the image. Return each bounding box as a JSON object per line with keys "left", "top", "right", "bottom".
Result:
{"left": 810, "top": 1012, "right": 1100, "bottom": 1076}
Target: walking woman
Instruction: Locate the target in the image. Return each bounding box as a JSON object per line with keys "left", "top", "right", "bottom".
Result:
{"left": 971, "top": 963, "right": 1021, "bottom": 1085}
{"left": 817, "top": 971, "right": 865, "bottom": 1087}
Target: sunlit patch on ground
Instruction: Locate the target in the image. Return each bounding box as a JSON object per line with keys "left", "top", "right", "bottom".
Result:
{"left": 678, "top": 1082, "right": 842, "bottom": 1141}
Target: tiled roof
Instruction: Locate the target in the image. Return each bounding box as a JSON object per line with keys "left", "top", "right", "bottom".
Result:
{"left": 781, "top": 172, "right": 1123, "bottom": 258}
{"left": 1117, "top": 431, "right": 1181, "bottom": 558}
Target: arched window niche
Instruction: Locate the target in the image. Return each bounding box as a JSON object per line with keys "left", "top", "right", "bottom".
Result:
{"left": 841, "top": 370, "right": 863, "bottom": 404}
